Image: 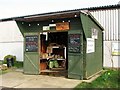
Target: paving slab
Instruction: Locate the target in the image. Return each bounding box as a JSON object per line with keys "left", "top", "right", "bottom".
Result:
{"left": 0, "top": 71, "right": 82, "bottom": 88}
{"left": 0, "top": 71, "right": 37, "bottom": 88}
{"left": 0, "top": 70, "right": 103, "bottom": 88}
{"left": 16, "top": 75, "right": 81, "bottom": 88}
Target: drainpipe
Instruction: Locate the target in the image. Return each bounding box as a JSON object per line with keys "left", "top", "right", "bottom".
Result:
{"left": 118, "top": 1, "right": 120, "bottom": 67}
{"left": 102, "top": 31, "right": 104, "bottom": 69}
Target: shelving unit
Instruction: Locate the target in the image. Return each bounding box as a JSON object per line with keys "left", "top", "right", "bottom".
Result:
{"left": 40, "top": 46, "right": 66, "bottom": 73}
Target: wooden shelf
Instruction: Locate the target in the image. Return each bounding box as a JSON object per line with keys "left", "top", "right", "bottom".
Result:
{"left": 41, "top": 68, "right": 65, "bottom": 73}
{"left": 41, "top": 69, "right": 59, "bottom": 73}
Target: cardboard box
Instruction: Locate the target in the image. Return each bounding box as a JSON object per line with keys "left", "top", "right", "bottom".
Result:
{"left": 46, "top": 47, "right": 53, "bottom": 53}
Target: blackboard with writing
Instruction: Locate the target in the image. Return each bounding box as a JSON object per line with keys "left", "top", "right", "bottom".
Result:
{"left": 25, "top": 35, "right": 38, "bottom": 52}
{"left": 68, "top": 34, "right": 80, "bottom": 53}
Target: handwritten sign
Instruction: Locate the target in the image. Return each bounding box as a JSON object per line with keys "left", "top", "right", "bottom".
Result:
{"left": 25, "top": 35, "right": 38, "bottom": 52}
{"left": 68, "top": 34, "right": 80, "bottom": 53}
{"left": 86, "top": 38, "right": 95, "bottom": 53}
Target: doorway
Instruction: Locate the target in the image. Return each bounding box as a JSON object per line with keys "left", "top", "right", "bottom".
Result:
{"left": 40, "top": 31, "right": 68, "bottom": 77}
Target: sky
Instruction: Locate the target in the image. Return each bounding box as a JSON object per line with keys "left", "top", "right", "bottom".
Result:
{"left": 0, "top": 0, "right": 120, "bottom": 19}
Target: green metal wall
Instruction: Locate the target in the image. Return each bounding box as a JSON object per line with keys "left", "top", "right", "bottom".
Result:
{"left": 24, "top": 52, "right": 39, "bottom": 74}
{"left": 68, "top": 29, "right": 84, "bottom": 79}
{"left": 16, "top": 18, "right": 84, "bottom": 78}
{"left": 23, "top": 33, "right": 40, "bottom": 74}
{"left": 16, "top": 18, "right": 83, "bottom": 35}
{"left": 80, "top": 13, "right": 103, "bottom": 79}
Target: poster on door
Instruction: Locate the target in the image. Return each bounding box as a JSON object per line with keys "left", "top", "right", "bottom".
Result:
{"left": 86, "top": 38, "right": 95, "bottom": 53}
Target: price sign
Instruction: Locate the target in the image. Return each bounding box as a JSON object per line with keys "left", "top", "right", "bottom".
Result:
{"left": 68, "top": 34, "right": 80, "bottom": 53}
{"left": 25, "top": 35, "right": 38, "bottom": 52}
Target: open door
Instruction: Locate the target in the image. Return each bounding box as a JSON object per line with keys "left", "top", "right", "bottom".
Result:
{"left": 68, "top": 32, "right": 83, "bottom": 79}
{"left": 24, "top": 33, "right": 40, "bottom": 74}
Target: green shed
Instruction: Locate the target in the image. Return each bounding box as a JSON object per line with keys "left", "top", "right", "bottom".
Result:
{"left": 15, "top": 10, "right": 104, "bottom": 80}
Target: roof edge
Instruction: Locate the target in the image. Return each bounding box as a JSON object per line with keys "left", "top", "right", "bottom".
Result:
{"left": 88, "top": 12, "right": 104, "bottom": 31}
{"left": 80, "top": 11, "right": 104, "bottom": 31}
{"left": 0, "top": 4, "right": 119, "bottom": 22}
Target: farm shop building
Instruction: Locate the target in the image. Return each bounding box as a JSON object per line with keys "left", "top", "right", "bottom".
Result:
{"left": 1, "top": 10, "right": 104, "bottom": 80}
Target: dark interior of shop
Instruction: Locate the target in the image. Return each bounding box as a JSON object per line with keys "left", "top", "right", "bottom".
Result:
{"left": 40, "top": 32, "right": 68, "bottom": 76}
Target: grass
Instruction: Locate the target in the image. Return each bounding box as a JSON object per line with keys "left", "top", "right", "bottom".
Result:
{"left": 0, "top": 60, "right": 2, "bottom": 65}
{"left": 75, "top": 70, "right": 120, "bottom": 89}
{"left": 0, "top": 69, "right": 11, "bottom": 75}
{"left": 14, "top": 61, "right": 23, "bottom": 68}
{"left": 0, "top": 60, "right": 23, "bottom": 68}
{"left": 0, "top": 61, "right": 23, "bottom": 75}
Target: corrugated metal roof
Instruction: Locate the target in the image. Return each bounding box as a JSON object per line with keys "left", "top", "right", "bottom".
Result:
{"left": 87, "top": 4, "right": 120, "bottom": 10}
{"left": 0, "top": 4, "right": 120, "bottom": 22}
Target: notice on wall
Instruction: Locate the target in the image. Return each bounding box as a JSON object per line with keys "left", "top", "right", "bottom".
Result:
{"left": 86, "top": 38, "right": 95, "bottom": 53}
{"left": 49, "top": 24, "right": 56, "bottom": 27}
{"left": 91, "top": 28, "right": 98, "bottom": 39}
{"left": 43, "top": 26, "right": 50, "bottom": 31}
{"left": 112, "top": 42, "right": 120, "bottom": 55}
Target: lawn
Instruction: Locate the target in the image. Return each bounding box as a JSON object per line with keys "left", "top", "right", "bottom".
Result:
{"left": 75, "top": 70, "right": 120, "bottom": 89}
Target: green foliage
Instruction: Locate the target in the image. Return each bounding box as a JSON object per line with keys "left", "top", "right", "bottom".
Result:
{"left": 3, "top": 55, "right": 16, "bottom": 64}
{"left": 75, "top": 70, "right": 119, "bottom": 88}
{"left": 14, "top": 61, "right": 23, "bottom": 68}
{"left": 0, "top": 69, "right": 9, "bottom": 75}
{"left": 0, "top": 61, "right": 3, "bottom": 65}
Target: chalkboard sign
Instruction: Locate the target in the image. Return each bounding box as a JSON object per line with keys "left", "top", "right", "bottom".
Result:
{"left": 25, "top": 35, "right": 38, "bottom": 52}
{"left": 68, "top": 34, "right": 80, "bottom": 53}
